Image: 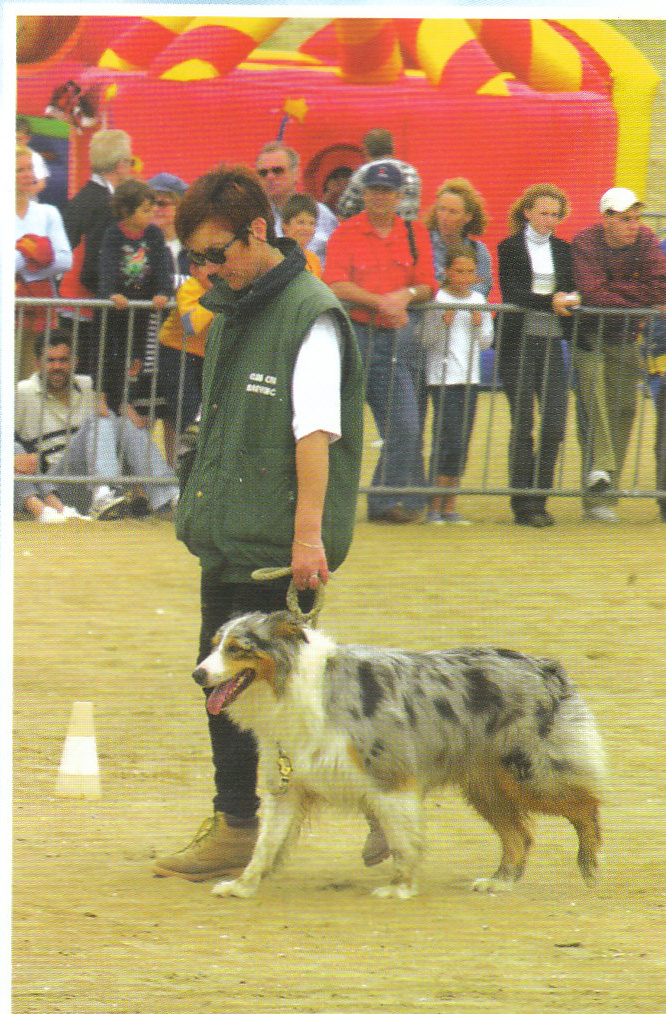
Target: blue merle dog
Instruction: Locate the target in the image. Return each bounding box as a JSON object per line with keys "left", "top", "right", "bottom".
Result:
{"left": 194, "top": 611, "right": 606, "bottom": 900}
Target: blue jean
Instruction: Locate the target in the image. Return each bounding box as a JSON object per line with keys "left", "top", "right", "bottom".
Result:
{"left": 353, "top": 320, "right": 426, "bottom": 515}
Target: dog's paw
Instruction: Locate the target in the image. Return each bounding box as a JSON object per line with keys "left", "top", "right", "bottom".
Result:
{"left": 373, "top": 881, "right": 418, "bottom": 900}
{"left": 471, "top": 876, "right": 514, "bottom": 894}
{"left": 579, "top": 849, "right": 603, "bottom": 889}
{"left": 211, "top": 878, "right": 257, "bottom": 899}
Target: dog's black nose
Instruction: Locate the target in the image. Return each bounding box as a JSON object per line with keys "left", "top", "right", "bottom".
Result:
{"left": 192, "top": 667, "right": 208, "bottom": 686}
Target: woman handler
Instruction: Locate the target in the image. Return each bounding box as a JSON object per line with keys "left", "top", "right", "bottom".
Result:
{"left": 153, "top": 167, "right": 364, "bottom": 881}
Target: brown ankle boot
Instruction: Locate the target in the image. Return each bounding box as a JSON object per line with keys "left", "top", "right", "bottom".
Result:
{"left": 153, "top": 812, "right": 258, "bottom": 882}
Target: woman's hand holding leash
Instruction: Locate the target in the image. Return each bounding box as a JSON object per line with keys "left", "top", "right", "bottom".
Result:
{"left": 292, "top": 538, "right": 329, "bottom": 592}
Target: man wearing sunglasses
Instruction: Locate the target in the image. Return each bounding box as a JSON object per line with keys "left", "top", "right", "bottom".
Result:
{"left": 152, "top": 166, "right": 364, "bottom": 884}
{"left": 255, "top": 141, "right": 338, "bottom": 267}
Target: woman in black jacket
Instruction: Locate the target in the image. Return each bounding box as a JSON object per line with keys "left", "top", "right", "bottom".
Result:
{"left": 496, "top": 184, "right": 579, "bottom": 526}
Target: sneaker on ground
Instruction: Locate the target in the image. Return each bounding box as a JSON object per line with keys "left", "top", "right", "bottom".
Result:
{"left": 585, "top": 505, "right": 618, "bottom": 522}
{"left": 60, "top": 505, "right": 91, "bottom": 520}
{"left": 425, "top": 509, "right": 444, "bottom": 524}
{"left": 586, "top": 469, "right": 611, "bottom": 492}
{"left": 37, "top": 505, "right": 66, "bottom": 524}
{"left": 152, "top": 812, "right": 258, "bottom": 882}
{"left": 91, "top": 490, "right": 131, "bottom": 521}
{"left": 441, "top": 512, "right": 471, "bottom": 525}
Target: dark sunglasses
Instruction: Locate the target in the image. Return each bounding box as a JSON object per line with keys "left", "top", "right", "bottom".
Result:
{"left": 186, "top": 233, "right": 242, "bottom": 267}
{"left": 257, "top": 165, "right": 286, "bottom": 178}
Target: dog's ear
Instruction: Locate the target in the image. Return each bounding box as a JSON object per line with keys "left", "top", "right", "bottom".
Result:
{"left": 268, "top": 611, "right": 308, "bottom": 644}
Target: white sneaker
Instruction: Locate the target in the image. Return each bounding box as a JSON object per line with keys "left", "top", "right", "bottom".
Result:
{"left": 60, "top": 505, "right": 91, "bottom": 521}
{"left": 585, "top": 506, "right": 618, "bottom": 522}
{"left": 441, "top": 512, "right": 472, "bottom": 526}
{"left": 91, "top": 490, "right": 130, "bottom": 521}
{"left": 586, "top": 470, "right": 611, "bottom": 492}
{"left": 37, "top": 505, "right": 66, "bottom": 524}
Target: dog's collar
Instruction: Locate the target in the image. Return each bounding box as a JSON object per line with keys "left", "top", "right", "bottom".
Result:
{"left": 276, "top": 742, "right": 293, "bottom": 794}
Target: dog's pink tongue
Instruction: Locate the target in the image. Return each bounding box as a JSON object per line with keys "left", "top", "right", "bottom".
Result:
{"left": 206, "top": 684, "right": 228, "bottom": 716}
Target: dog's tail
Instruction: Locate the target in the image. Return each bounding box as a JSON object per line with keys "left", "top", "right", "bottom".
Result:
{"left": 546, "top": 694, "right": 607, "bottom": 798}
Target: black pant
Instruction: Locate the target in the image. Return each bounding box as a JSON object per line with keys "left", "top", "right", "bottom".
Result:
{"left": 497, "top": 337, "right": 568, "bottom": 518}
{"left": 198, "top": 572, "right": 292, "bottom": 820}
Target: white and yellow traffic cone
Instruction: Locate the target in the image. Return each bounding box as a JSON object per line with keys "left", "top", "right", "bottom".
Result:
{"left": 55, "top": 701, "right": 101, "bottom": 798}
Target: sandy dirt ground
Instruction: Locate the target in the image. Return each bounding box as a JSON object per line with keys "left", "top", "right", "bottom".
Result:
{"left": 12, "top": 482, "right": 666, "bottom": 1013}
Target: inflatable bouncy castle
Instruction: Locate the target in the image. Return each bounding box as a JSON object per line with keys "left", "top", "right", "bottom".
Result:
{"left": 16, "top": 15, "right": 660, "bottom": 258}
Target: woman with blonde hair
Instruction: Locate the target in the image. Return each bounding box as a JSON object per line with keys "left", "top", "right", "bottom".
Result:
{"left": 15, "top": 144, "right": 72, "bottom": 378}
{"left": 425, "top": 177, "right": 492, "bottom": 298}
{"left": 496, "top": 183, "right": 579, "bottom": 527}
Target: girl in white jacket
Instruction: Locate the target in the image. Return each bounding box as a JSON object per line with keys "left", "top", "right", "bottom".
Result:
{"left": 422, "top": 243, "right": 494, "bottom": 524}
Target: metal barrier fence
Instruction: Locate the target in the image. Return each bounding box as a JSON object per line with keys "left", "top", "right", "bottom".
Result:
{"left": 13, "top": 296, "right": 666, "bottom": 509}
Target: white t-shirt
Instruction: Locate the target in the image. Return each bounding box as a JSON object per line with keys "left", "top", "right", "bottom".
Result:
{"left": 424, "top": 289, "right": 494, "bottom": 387}
{"left": 291, "top": 310, "right": 342, "bottom": 442}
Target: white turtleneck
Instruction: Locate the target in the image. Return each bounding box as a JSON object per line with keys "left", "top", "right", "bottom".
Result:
{"left": 525, "top": 224, "right": 556, "bottom": 295}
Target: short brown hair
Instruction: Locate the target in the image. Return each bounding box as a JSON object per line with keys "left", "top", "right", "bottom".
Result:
{"left": 175, "top": 166, "right": 276, "bottom": 246}
{"left": 111, "top": 179, "right": 155, "bottom": 220}
{"left": 363, "top": 128, "right": 394, "bottom": 160}
{"left": 282, "top": 193, "right": 318, "bottom": 225}
{"left": 424, "top": 178, "right": 489, "bottom": 237}
{"left": 508, "top": 184, "right": 570, "bottom": 233}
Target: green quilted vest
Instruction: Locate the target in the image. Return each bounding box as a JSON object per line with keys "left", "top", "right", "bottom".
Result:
{"left": 176, "top": 257, "right": 364, "bottom": 581}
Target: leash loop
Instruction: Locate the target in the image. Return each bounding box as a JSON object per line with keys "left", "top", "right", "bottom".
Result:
{"left": 250, "top": 566, "right": 325, "bottom": 627}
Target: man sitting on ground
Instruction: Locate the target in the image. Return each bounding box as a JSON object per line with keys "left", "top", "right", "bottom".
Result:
{"left": 15, "top": 328, "right": 179, "bottom": 520}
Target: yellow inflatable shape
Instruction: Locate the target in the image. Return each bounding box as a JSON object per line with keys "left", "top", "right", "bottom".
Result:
{"left": 246, "top": 49, "right": 323, "bottom": 67}
{"left": 334, "top": 18, "right": 403, "bottom": 84}
{"left": 181, "top": 16, "right": 285, "bottom": 43}
{"left": 529, "top": 20, "right": 582, "bottom": 92}
{"left": 146, "top": 17, "right": 193, "bottom": 32}
{"left": 161, "top": 59, "right": 219, "bottom": 82}
{"left": 335, "top": 18, "right": 393, "bottom": 47}
{"left": 557, "top": 19, "right": 661, "bottom": 197}
{"left": 98, "top": 16, "right": 194, "bottom": 71}
{"left": 415, "top": 19, "right": 478, "bottom": 85}
{"left": 477, "top": 73, "right": 514, "bottom": 97}
{"left": 98, "top": 50, "right": 134, "bottom": 72}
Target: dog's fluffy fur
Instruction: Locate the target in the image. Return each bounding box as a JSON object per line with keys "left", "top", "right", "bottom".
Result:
{"left": 194, "top": 611, "right": 605, "bottom": 900}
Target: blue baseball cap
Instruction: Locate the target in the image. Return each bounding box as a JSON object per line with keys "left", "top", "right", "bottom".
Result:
{"left": 148, "top": 173, "right": 188, "bottom": 195}
{"left": 363, "top": 161, "right": 402, "bottom": 191}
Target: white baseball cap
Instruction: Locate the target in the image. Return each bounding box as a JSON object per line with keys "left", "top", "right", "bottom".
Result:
{"left": 599, "top": 187, "right": 643, "bottom": 214}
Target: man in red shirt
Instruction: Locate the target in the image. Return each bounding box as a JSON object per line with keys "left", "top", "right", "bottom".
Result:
{"left": 572, "top": 187, "right": 666, "bottom": 521}
{"left": 325, "top": 161, "right": 437, "bottom": 522}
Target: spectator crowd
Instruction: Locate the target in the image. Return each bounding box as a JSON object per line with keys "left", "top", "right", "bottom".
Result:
{"left": 14, "top": 120, "right": 666, "bottom": 526}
